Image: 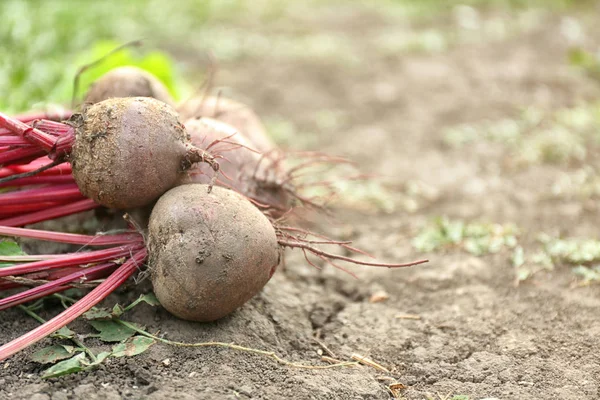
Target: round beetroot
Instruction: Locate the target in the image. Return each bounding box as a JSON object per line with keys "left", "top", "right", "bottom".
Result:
{"left": 84, "top": 66, "right": 175, "bottom": 106}
{"left": 179, "top": 118, "right": 291, "bottom": 213}
{"left": 70, "top": 97, "right": 190, "bottom": 209}
{"left": 178, "top": 96, "right": 275, "bottom": 154}
{"left": 148, "top": 184, "right": 280, "bottom": 321}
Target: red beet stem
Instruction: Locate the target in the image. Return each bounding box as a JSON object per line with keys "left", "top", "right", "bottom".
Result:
{"left": 0, "top": 137, "right": 35, "bottom": 146}
{"left": 0, "top": 202, "right": 68, "bottom": 218}
{"left": 0, "top": 284, "right": 71, "bottom": 309}
{"left": 0, "top": 248, "right": 147, "bottom": 361}
{"left": 0, "top": 162, "right": 72, "bottom": 178}
{"left": 0, "top": 147, "right": 47, "bottom": 166}
{"left": 0, "top": 225, "right": 142, "bottom": 246}
{"left": 0, "top": 184, "right": 83, "bottom": 206}
{"left": 0, "top": 262, "right": 117, "bottom": 311}
{"left": 31, "top": 120, "right": 72, "bottom": 136}
{"left": 0, "top": 175, "right": 76, "bottom": 188}
{"left": 0, "top": 199, "right": 99, "bottom": 227}
{"left": 0, "top": 112, "right": 58, "bottom": 151}
{"left": 0, "top": 266, "right": 90, "bottom": 291}
{"left": 13, "top": 110, "right": 73, "bottom": 123}
{"left": 0, "top": 244, "right": 144, "bottom": 278}
{"left": 53, "top": 132, "right": 76, "bottom": 158}
{"left": 0, "top": 281, "right": 20, "bottom": 291}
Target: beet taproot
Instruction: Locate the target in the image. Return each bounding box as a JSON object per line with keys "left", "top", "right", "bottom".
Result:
{"left": 178, "top": 96, "right": 276, "bottom": 154}
{"left": 70, "top": 97, "right": 217, "bottom": 209}
{"left": 148, "top": 184, "right": 280, "bottom": 321}
{"left": 179, "top": 117, "right": 291, "bottom": 213}
{"left": 84, "top": 66, "right": 175, "bottom": 106}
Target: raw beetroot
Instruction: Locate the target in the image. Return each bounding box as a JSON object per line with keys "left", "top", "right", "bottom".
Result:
{"left": 0, "top": 97, "right": 220, "bottom": 210}
{"left": 178, "top": 96, "right": 276, "bottom": 154}
{"left": 71, "top": 97, "right": 190, "bottom": 209}
{"left": 84, "top": 66, "right": 175, "bottom": 106}
{"left": 148, "top": 184, "right": 280, "bottom": 321}
{"left": 0, "top": 182, "right": 427, "bottom": 360}
{"left": 179, "top": 117, "right": 290, "bottom": 213}
{"left": 0, "top": 67, "right": 430, "bottom": 365}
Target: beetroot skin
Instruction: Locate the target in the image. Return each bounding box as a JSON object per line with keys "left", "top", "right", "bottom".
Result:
{"left": 84, "top": 66, "right": 175, "bottom": 106}
{"left": 148, "top": 184, "right": 280, "bottom": 322}
{"left": 178, "top": 96, "right": 276, "bottom": 154}
{"left": 70, "top": 97, "right": 189, "bottom": 209}
{"left": 179, "top": 117, "right": 291, "bottom": 213}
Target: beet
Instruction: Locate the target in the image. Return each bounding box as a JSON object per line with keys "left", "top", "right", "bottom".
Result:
{"left": 84, "top": 66, "right": 175, "bottom": 106}
{"left": 179, "top": 117, "right": 291, "bottom": 213}
{"left": 178, "top": 96, "right": 276, "bottom": 154}
{"left": 70, "top": 97, "right": 216, "bottom": 209}
{"left": 148, "top": 184, "right": 280, "bottom": 321}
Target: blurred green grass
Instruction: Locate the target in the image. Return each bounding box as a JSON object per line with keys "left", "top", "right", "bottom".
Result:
{"left": 0, "top": 0, "right": 590, "bottom": 113}
{"left": 0, "top": 0, "right": 281, "bottom": 112}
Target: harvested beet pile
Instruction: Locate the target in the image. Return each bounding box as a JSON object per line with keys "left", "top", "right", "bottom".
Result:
{"left": 0, "top": 66, "right": 427, "bottom": 365}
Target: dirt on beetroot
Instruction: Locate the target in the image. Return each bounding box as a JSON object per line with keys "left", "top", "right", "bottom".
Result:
{"left": 2, "top": 2, "right": 600, "bottom": 400}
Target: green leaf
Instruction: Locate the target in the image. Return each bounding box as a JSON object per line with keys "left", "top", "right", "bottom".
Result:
{"left": 568, "top": 48, "right": 599, "bottom": 69}
{"left": 413, "top": 217, "right": 519, "bottom": 256}
{"left": 72, "top": 40, "right": 182, "bottom": 100}
{"left": 83, "top": 308, "right": 114, "bottom": 321}
{"left": 572, "top": 265, "right": 600, "bottom": 283}
{"left": 112, "top": 304, "right": 124, "bottom": 317}
{"left": 516, "top": 268, "right": 531, "bottom": 282}
{"left": 512, "top": 246, "right": 525, "bottom": 268}
{"left": 112, "top": 336, "right": 155, "bottom": 357}
{"left": 0, "top": 241, "right": 26, "bottom": 256}
{"left": 88, "top": 320, "right": 136, "bottom": 342}
{"left": 51, "top": 326, "right": 76, "bottom": 339}
{"left": 0, "top": 241, "right": 27, "bottom": 268}
{"left": 41, "top": 353, "right": 87, "bottom": 379}
{"left": 93, "top": 351, "right": 112, "bottom": 364}
{"left": 31, "top": 345, "right": 82, "bottom": 364}
{"left": 123, "top": 293, "right": 161, "bottom": 312}
{"left": 138, "top": 293, "right": 161, "bottom": 306}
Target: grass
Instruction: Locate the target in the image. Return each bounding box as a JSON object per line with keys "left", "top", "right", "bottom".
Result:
{"left": 0, "top": 0, "right": 288, "bottom": 113}
{"left": 551, "top": 166, "right": 600, "bottom": 200}
{"left": 443, "top": 103, "right": 600, "bottom": 166}
{"left": 373, "top": 6, "right": 548, "bottom": 55}
{"left": 514, "top": 234, "right": 600, "bottom": 285}
{"left": 412, "top": 218, "right": 600, "bottom": 285}
{"left": 2, "top": 0, "right": 594, "bottom": 113}
{"left": 412, "top": 217, "right": 519, "bottom": 255}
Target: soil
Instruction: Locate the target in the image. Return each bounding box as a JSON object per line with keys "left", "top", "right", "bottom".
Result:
{"left": 2, "top": 3, "right": 600, "bottom": 399}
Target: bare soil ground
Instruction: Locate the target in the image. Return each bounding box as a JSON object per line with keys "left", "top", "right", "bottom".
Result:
{"left": 2, "top": 2, "right": 600, "bottom": 399}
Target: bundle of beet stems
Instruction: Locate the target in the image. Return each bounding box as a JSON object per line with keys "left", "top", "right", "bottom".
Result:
{"left": 0, "top": 65, "right": 427, "bottom": 363}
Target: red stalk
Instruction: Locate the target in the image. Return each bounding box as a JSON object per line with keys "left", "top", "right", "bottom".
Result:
{"left": 0, "top": 262, "right": 117, "bottom": 311}
{"left": 13, "top": 110, "right": 73, "bottom": 123}
{"left": 0, "top": 147, "right": 47, "bottom": 166}
{"left": 0, "top": 266, "right": 90, "bottom": 291}
{"left": 0, "top": 244, "right": 144, "bottom": 278}
{"left": 0, "top": 202, "right": 68, "bottom": 218}
{"left": 0, "top": 199, "right": 99, "bottom": 227}
{"left": 0, "top": 162, "right": 72, "bottom": 178}
{"left": 0, "top": 284, "right": 71, "bottom": 309}
{"left": 0, "top": 137, "right": 35, "bottom": 146}
{"left": 31, "top": 120, "right": 72, "bottom": 136}
{"left": 0, "top": 281, "right": 21, "bottom": 291}
{"left": 0, "top": 225, "right": 142, "bottom": 246}
{"left": 0, "top": 112, "right": 58, "bottom": 151}
{"left": 0, "top": 248, "right": 147, "bottom": 361}
{"left": 0, "top": 175, "right": 76, "bottom": 188}
{"left": 0, "top": 184, "right": 83, "bottom": 206}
